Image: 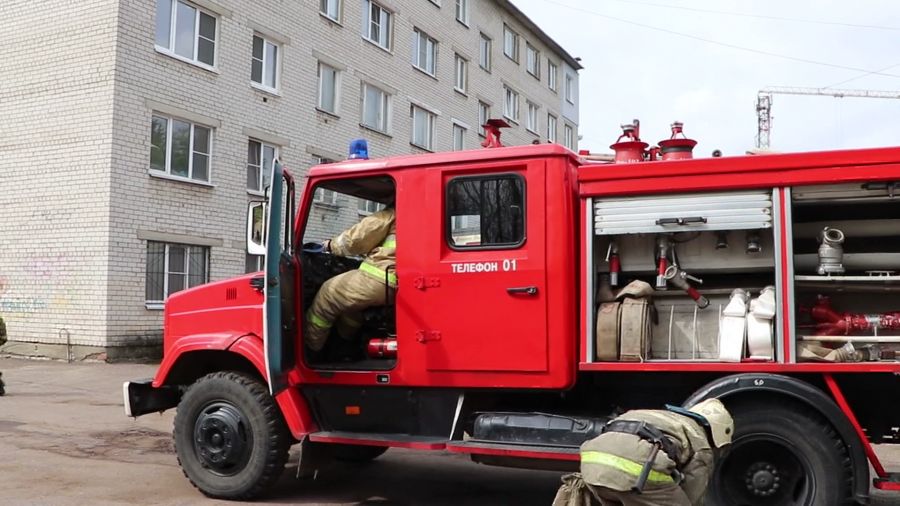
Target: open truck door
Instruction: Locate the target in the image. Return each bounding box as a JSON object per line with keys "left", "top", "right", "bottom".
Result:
{"left": 247, "top": 161, "right": 297, "bottom": 394}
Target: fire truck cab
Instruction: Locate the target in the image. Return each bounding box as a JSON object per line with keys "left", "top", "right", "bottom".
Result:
{"left": 125, "top": 132, "right": 900, "bottom": 505}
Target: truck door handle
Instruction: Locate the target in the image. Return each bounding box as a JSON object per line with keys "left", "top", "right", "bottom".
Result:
{"left": 507, "top": 286, "right": 538, "bottom": 296}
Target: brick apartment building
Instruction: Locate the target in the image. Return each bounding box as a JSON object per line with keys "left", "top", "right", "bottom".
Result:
{"left": 0, "top": 0, "right": 581, "bottom": 360}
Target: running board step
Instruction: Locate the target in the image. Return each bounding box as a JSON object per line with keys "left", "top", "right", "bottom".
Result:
{"left": 308, "top": 431, "right": 447, "bottom": 450}
{"left": 874, "top": 473, "right": 900, "bottom": 492}
{"left": 446, "top": 440, "right": 580, "bottom": 461}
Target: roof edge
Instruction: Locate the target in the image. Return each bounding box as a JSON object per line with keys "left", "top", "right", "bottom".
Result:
{"left": 497, "top": 0, "right": 583, "bottom": 70}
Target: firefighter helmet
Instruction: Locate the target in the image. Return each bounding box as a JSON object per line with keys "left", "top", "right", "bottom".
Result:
{"left": 689, "top": 398, "right": 734, "bottom": 448}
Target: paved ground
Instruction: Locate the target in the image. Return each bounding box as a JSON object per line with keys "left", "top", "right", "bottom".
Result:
{"left": 1, "top": 357, "right": 898, "bottom": 506}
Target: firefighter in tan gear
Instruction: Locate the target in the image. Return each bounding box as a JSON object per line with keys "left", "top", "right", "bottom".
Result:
{"left": 553, "top": 399, "right": 733, "bottom": 506}
{"left": 304, "top": 206, "right": 396, "bottom": 353}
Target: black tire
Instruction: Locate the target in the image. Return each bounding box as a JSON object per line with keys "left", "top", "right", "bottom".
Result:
{"left": 173, "top": 371, "right": 291, "bottom": 500}
{"left": 707, "top": 399, "right": 852, "bottom": 506}
{"left": 331, "top": 444, "right": 388, "bottom": 463}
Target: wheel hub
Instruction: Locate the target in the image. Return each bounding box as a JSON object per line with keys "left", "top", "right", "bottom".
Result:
{"left": 745, "top": 461, "right": 782, "bottom": 497}
{"left": 194, "top": 402, "right": 249, "bottom": 474}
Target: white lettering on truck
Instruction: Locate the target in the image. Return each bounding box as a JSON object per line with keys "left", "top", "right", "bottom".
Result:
{"left": 450, "top": 260, "right": 518, "bottom": 273}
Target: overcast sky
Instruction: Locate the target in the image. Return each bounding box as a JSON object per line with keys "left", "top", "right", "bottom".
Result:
{"left": 513, "top": 0, "right": 900, "bottom": 156}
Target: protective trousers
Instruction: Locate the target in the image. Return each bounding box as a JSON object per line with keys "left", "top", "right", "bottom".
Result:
{"left": 305, "top": 269, "right": 390, "bottom": 351}
{"left": 551, "top": 473, "right": 690, "bottom": 506}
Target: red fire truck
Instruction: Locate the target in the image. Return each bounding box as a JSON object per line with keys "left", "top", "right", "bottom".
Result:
{"left": 125, "top": 123, "right": 900, "bottom": 505}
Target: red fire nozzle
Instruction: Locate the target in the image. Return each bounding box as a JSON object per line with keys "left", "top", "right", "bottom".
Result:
{"left": 481, "top": 118, "right": 511, "bottom": 148}
{"left": 658, "top": 121, "right": 697, "bottom": 160}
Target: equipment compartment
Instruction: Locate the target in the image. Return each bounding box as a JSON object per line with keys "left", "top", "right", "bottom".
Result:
{"left": 791, "top": 183, "right": 900, "bottom": 362}
{"left": 587, "top": 189, "right": 780, "bottom": 363}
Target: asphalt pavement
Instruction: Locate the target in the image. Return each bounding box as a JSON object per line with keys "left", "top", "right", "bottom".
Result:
{"left": 1, "top": 357, "right": 898, "bottom": 505}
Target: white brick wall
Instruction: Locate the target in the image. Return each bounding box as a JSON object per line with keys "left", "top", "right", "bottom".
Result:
{"left": 0, "top": 0, "right": 581, "bottom": 353}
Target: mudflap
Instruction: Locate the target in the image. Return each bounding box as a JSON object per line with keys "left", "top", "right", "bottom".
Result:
{"left": 123, "top": 379, "right": 181, "bottom": 417}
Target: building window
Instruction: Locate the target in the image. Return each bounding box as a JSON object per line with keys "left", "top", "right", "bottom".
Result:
{"left": 359, "top": 198, "right": 386, "bottom": 215}
{"left": 503, "top": 86, "right": 519, "bottom": 123}
{"left": 245, "top": 253, "right": 263, "bottom": 273}
{"left": 317, "top": 62, "right": 340, "bottom": 114}
{"left": 454, "top": 54, "right": 467, "bottom": 93}
{"left": 564, "top": 124, "right": 575, "bottom": 149}
{"left": 312, "top": 157, "right": 338, "bottom": 204}
{"left": 565, "top": 73, "right": 575, "bottom": 104}
{"left": 251, "top": 35, "right": 279, "bottom": 91}
{"left": 547, "top": 114, "right": 557, "bottom": 143}
{"left": 247, "top": 139, "right": 278, "bottom": 192}
{"left": 503, "top": 25, "right": 518, "bottom": 62}
{"left": 155, "top": 0, "right": 217, "bottom": 67}
{"left": 478, "top": 101, "right": 490, "bottom": 137}
{"left": 363, "top": 0, "right": 392, "bottom": 50}
{"left": 413, "top": 28, "right": 437, "bottom": 76}
{"left": 548, "top": 61, "right": 558, "bottom": 92}
{"left": 526, "top": 44, "right": 540, "bottom": 79}
{"left": 452, "top": 123, "right": 466, "bottom": 150}
{"left": 320, "top": 0, "right": 340, "bottom": 21}
{"left": 447, "top": 174, "right": 525, "bottom": 249}
{"left": 361, "top": 83, "right": 390, "bottom": 133}
{"left": 146, "top": 241, "right": 210, "bottom": 304}
{"left": 455, "top": 0, "right": 468, "bottom": 25}
{"left": 479, "top": 33, "right": 492, "bottom": 71}
{"left": 411, "top": 105, "right": 436, "bottom": 151}
{"left": 150, "top": 114, "right": 211, "bottom": 182}
{"left": 526, "top": 101, "right": 539, "bottom": 134}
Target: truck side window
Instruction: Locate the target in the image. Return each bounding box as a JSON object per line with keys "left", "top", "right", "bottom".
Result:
{"left": 447, "top": 174, "right": 525, "bottom": 249}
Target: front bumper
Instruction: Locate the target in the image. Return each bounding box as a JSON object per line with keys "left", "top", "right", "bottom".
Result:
{"left": 122, "top": 379, "right": 181, "bottom": 418}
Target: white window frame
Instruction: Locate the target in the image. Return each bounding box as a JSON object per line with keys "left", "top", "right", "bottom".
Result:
{"left": 320, "top": 0, "right": 341, "bottom": 22}
{"left": 478, "top": 101, "right": 490, "bottom": 137}
{"left": 548, "top": 61, "right": 558, "bottom": 92}
{"left": 361, "top": 82, "right": 391, "bottom": 133}
{"left": 154, "top": 0, "right": 217, "bottom": 69}
{"left": 526, "top": 44, "right": 540, "bottom": 79}
{"left": 526, "top": 101, "right": 539, "bottom": 134}
{"left": 413, "top": 28, "right": 438, "bottom": 76}
{"left": 317, "top": 62, "right": 340, "bottom": 115}
{"left": 358, "top": 199, "right": 386, "bottom": 216}
{"left": 145, "top": 241, "right": 210, "bottom": 307}
{"left": 455, "top": 0, "right": 469, "bottom": 25}
{"left": 454, "top": 54, "right": 467, "bottom": 94}
{"left": 410, "top": 105, "right": 436, "bottom": 151}
{"left": 251, "top": 34, "right": 280, "bottom": 93}
{"left": 564, "top": 123, "right": 575, "bottom": 149}
{"left": 312, "top": 156, "right": 338, "bottom": 205}
{"left": 246, "top": 139, "right": 278, "bottom": 194}
{"left": 452, "top": 123, "right": 466, "bottom": 151}
{"left": 479, "top": 33, "right": 491, "bottom": 71}
{"left": 150, "top": 113, "right": 213, "bottom": 183}
{"left": 362, "top": 0, "right": 392, "bottom": 50}
{"left": 547, "top": 113, "right": 558, "bottom": 143}
{"left": 565, "top": 73, "right": 575, "bottom": 104}
{"left": 503, "top": 86, "right": 519, "bottom": 123}
{"left": 503, "top": 25, "right": 519, "bottom": 62}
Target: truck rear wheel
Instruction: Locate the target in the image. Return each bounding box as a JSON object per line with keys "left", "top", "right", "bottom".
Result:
{"left": 707, "top": 399, "right": 851, "bottom": 506}
{"left": 173, "top": 371, "right": 291, "bottom": 500}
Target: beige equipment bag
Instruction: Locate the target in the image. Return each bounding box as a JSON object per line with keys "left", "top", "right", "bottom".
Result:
{"left": 595, "top": 302, "right": 621, "bottom": 361}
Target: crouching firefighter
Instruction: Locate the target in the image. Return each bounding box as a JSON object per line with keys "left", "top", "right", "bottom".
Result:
{"left": 304, "top": 205, "right": 396, "bottom": 355}
{"left": 552, "top": 399, "right": 733, "bottom": 506}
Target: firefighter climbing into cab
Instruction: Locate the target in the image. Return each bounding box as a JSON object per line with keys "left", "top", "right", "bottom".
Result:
{"left": 304, "top": 140, "right": 397, "bottom": 358}
{"left": 553, "top": 399, "right": 733, "bottom": 506}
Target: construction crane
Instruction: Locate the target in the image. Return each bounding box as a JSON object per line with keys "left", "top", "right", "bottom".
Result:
{"left": 756, "top": 87, "right": 900, "bottom": 149}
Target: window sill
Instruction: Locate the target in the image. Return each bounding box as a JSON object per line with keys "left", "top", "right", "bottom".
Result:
{"left": 526, "top": 127, "right": 539, "bottom": 135}
{"left": 412, "top": 66, "right": 438, "bottom": 81}
{"left": 319, "top": 12, "right": 342, "bottom": 26}
{"left": 313, "top": 201, "right": 340, "bottom": 210}
{"left": 480, "top": 65, "right": 491, "bottom": 74}
{"left": 362, "top": 37, "right": 393, "bottom": 55}
{"left": 410, "top": 142, "right": 434, "bottom": 153}
{"left": 250, "top": 82, "right": 280, "bottom": 97}
{"left": 504, "top": 54, "right": 519, "bottom": 64}
{"left": 149, "top": 170, "right": 216, "bottom": 188}
{"left": 566, "top": 99, "right": 575, "bottom": 105}
{"left": 155, "top": 46, "right": 218, "bottom": 73}
{"left": 528, "top": 71, "right": 540, "bottom": 81}
{"left": 457, "top": 19, "right": 469, "bottom": 28}
{"left": 247, "top": 189, "right": 265, "bottom": 198}
{"left": 503, "top": 116, "right": 519, "bottom": 126}
{"left": 145, "top": 302, "right": 164, "bottom": 311}
{"left": 359, "top": 123, "right": 392, "bottom": 138}
{"left": 315, "top": 107, "right": 341, "bottom": 119}
{"left": 454, "top": 88, "right": 467, "bottom": 97}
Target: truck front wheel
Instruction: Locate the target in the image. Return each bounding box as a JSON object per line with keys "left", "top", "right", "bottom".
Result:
{"left": 173, "top": 371, "right": 291, "bottom": 500}
{"left": 707, "top": 399, "right": 852, "bottom": 506}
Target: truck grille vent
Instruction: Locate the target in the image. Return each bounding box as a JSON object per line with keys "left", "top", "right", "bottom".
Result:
{"left": 225, "top": 288, "right": 238, "bottom": 300}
